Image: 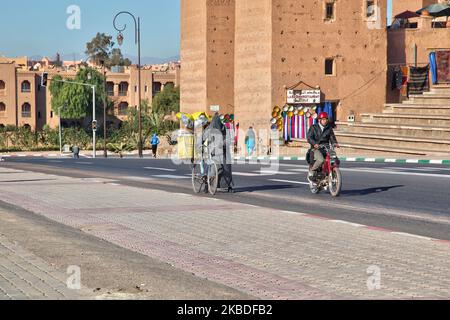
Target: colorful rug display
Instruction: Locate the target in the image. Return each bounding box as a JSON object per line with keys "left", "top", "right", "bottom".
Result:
{"left": 408, "top": 65, "right": 430, "bottom": 95}
{"left": 275, "top": 102, "right": 334, "bottom": 141}
{"left": 436, "top": 50, "right": 450, "bottom": 84}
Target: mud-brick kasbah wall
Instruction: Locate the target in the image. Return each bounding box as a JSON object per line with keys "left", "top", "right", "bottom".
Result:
{"left": 180, "top": 0, "right": 208, "bottom": 115}
{"left": 207, "top": 0, "right": 235, "bottom": 116}
{"left": 181, "top": 0, "right": 389, "bottom": 136}
{"left": 234, "top": 0, "right": 273, "bottom": 143}
{"left": 180, "top": 0, "right": 235, "bottom": 116}
{"left": 271, "top": 0, "right": 388, "bottom": 124}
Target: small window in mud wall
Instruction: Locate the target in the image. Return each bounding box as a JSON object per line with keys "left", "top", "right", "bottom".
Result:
{"left": 366, "top": 0, "right": 375, "bottom": 18}
{"left": 325, "top": 1, "right": 335, "bottom": 21}
{"left": 325, "top": 58, "right": 335, "bottom": 76}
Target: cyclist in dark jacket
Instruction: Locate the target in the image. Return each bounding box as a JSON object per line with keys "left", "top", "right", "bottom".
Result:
{"left": 307, "top": 112, "right": 339, "bottom": 179}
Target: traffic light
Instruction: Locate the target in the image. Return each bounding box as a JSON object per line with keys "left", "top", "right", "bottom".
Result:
{"left": 41, "top": 72, "right": 48, "bottom": 87}
{"left": 92, "top": 120, "right": 98, "bottom": 131}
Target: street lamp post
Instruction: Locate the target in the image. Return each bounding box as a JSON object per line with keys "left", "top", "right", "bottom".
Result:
{"left": 103, "top": 66, "right": 108, "bottom": 158}
{"left": 92, "top": 84, "right": 96, "bottom": 159}
{"left": 113, "top": 11, "right": 143, "bottom": 158}
{"left": 87, "top": 72, "right": 96, "bottom": 159}
{"left": 58, "top": 105, "right": 66, "bottom": 155}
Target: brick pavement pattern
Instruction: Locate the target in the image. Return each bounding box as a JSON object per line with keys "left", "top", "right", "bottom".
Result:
{"left": 0, "top": 167, "right": 449, "bottom": 299}
{"left": 0, "top": 234, "right": 91, "bottom": 300}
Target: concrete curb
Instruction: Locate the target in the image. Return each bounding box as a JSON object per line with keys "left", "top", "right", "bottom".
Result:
{"left": 235, "top": 156, "right": 450, "bottom": 165}
{"left": 2, "top": 153, "right": 450, "bottom": 165}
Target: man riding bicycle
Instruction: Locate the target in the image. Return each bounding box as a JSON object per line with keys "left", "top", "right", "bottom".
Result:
{"left": 307, "top": 112, "right": 339, "bottom": 180}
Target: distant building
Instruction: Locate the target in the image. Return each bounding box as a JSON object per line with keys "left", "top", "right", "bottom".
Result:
{"left": 0, "top": 57, "right": 180, "bottom": 131}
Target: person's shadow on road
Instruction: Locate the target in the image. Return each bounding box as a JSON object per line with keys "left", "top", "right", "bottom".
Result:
{"left": 341, "top": 185, "right": 404, "bottom": 197}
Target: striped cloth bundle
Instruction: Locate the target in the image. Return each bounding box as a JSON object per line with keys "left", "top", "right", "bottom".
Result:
{"left": 408, "top": 65, "right": 430, "bottom": 96}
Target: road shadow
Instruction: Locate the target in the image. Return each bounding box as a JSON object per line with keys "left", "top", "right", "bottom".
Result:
{"left": 341, "top": 185, "right": 404, "bottom": 197}
{"left": 233, "top": 184, "right": 298, "bottom": 193}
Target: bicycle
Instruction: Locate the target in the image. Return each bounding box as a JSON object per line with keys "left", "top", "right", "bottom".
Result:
{"left": 191, "top": 144, "right": 219, "bottom": 196}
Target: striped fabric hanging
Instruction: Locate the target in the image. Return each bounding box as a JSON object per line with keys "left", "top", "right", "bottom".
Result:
{"left": 283, "top": 115, "right": 289, "bottom": 141}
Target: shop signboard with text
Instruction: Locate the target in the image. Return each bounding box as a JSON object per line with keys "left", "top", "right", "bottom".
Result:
{"left": 287, "top": 89, "right": 321, "bottom": 104}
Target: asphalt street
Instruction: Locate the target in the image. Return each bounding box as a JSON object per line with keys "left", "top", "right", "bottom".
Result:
{"left": 2, "top": 157, "right": 450, "bottom": 240}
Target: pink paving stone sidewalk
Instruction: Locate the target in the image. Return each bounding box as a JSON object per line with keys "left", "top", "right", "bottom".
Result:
{"left": 0, "top": 167, "right": 449, "bottom": 299}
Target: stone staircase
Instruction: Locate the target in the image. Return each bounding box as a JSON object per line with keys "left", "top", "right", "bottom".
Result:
{"left": 335, "top": 85, "right": 450, "bottom": 156}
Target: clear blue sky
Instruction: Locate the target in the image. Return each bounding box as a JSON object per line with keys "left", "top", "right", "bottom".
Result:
{"left": 0, "top": 0, "right": 392, "bottom": 59}
{"left": 0, "top": 0, "right": 180, "bottom": 59}
{"left": 388, "top": 0, "right": 393, "bottom": 24}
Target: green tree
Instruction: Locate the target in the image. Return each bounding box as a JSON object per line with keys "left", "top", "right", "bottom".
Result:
{"left": 151, "top": 84, "right": 180, "bottom": 115}
{"left": 85, "top": 33, "right": 114, "bottom": 66}
{"left": 49, "top": 67, "right": 107, "bottom": 119}
{"left": 109, "top": 48, "right": 132, "bottom": 67}
{"left": 85, "top": 33, "right": 131, "bottom": 67}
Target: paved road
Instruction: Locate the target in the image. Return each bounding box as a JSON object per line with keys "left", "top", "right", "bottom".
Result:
{"left": 2, "top": 157, "right": 450, "bottom": 241}
{"left": 0, "top": 163, "right": 449, "bottom": 299}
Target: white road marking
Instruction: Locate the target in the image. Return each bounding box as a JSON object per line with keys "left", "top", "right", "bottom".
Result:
{"left": 258, "top": 170, "right": 295, "bottom": 176}
{"left": 152, "top": 175, "right": 190, "bottom": 179}
{"left": 270, "top": 179, "right": 310, "bottom": 185}
{"left": 330, "top": 220, "right": 365, "bottom": 228}
{"left": 391, "top": 232, "right": 433, "bottom": 241}
{"left": 49, "top": 160, "right": 63, "bottom": 163}
{"left": 384, "top": 167, "right": 442, "bottom": 172}
{"left": 281, "top": 211, "right": 307, "bottom": 216}
{"left": 233, "top": 172, "right": 261, "bottom": 177}
{"left": 76, "top": 162, "right": 93, "bottom": 165}
{"left": 124, "top": 176, "right": 151, "bottom": 181}
{"left": 342, "top": 168, "right": 450, "bottom": 178}
{"left": 144, "top": 167, "right": 177, "bottom": 172}
{"left": 278, "top": 164, "right": 450, "bottom": 179}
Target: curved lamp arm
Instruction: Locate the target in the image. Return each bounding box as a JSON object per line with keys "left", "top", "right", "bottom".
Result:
{"left": 113, "top": 11, "right": 138, "bottom": 44}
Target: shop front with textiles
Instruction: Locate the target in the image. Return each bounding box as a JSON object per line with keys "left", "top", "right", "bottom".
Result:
{"left": 390, "top": 48, "right": 450, "bottom": 101}
{"left": 430, "top": 49, "right": 450, "bottom": 85}
{"left": 269, "top": 88, "right": 337, "bottom": 143}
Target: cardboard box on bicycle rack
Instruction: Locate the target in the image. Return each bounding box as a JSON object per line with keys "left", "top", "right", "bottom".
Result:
{"left": 177, "top": 131, "right": 194, "bottom": 160}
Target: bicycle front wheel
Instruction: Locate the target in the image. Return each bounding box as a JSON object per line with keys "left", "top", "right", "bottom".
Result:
{"left": 192, "top": 164, "right": 205, "bottom": 194}
{"left": 207, "top": 161, "right": 218, "bottom": 196}
{"left": 329, "top": 167, "right": 342, "bottom": 197}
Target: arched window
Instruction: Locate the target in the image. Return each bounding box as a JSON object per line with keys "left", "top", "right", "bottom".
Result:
{"left": 107, "top": 82, "right": 115, "bottom": 96}
{"left": 21, "top": 103, "right": 32, "bottom": 118}
{"left": 118, "top": 102, "right": 129, "bottom": 116}
{"left": 21, "top": 81, "right": 31, "bottom": 93}
{"left": 0, "top": 80, "right": 5, "bottom": 90}
{"left": 119, "top": 82, "right": 129, "bottom": 96}
{"left": 0, "top": 102, "right": 5, "bottom": 117}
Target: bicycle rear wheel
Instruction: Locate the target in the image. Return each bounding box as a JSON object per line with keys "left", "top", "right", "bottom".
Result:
{"left": 192, "top": 164, "right": 205, "bottom": 194}
{"left": 207, "top": 161, "right": 218, "bottom": 196}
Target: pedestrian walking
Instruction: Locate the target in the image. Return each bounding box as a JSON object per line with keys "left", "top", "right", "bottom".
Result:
{"left": 150, "top": 133, "right": 160, "bottom": 158}
{"left": 72, "top": 145, "right": 80, "bottom": 159}
{"left": 245, "top": 127, "right": 256, "bottom": 156}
